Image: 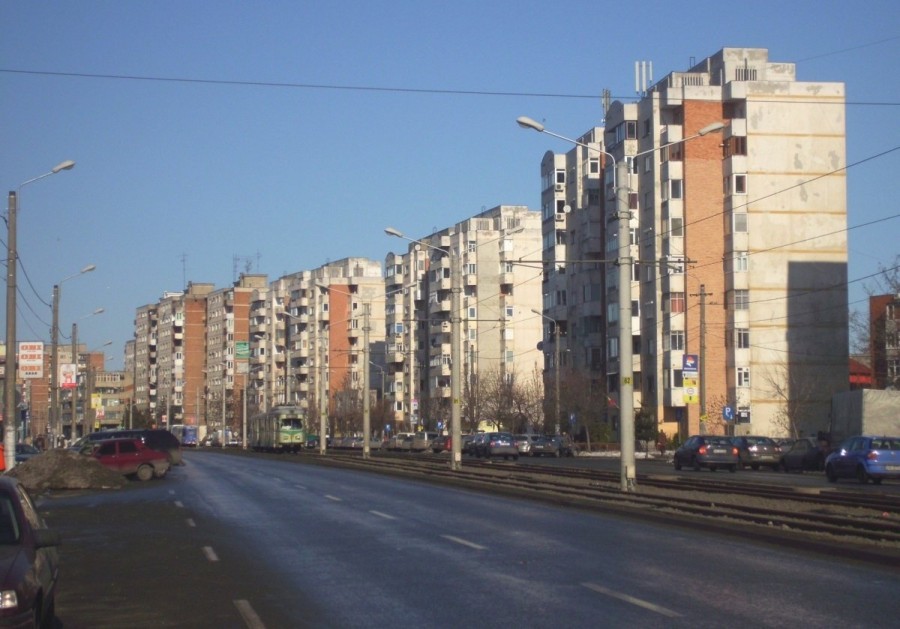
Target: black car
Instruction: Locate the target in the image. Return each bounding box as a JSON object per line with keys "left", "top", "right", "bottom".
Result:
{"left": 71, "top": 429, "right": 183, "bottom": 466}
{"left": 673, "top": 435, "right": 740, "bottom": 472}
{"left": 779, "top": 437, "right": 827, "bottom": 472}
{"left": 0, "top": 476, "right": 60, "bottom": 628}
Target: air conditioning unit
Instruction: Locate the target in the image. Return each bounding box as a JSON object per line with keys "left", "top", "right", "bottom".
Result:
{"left": 555, "top": 184, "right": 564, "bottom": 192}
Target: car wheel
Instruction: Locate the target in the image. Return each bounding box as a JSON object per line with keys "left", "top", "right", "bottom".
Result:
{"left": 729, "top": 465, "right": 737, "bottom": 473}
{"left": 825, "top": 464, "right": 838, "bottom": 483}
{"left": 692, "top": 457, "right": 701, "bottom": 472}
{"left": 40, "top": 595, "right": 55, "bottom": 629}
{"left": 771, "top": 464, "right": 780, "bottom": 472}
{"left": 751, "top": 464, "right": 759, "bottom": 471}
{"left": 872, "top": 477, "right": 883, "bottom": 485}
{"left": 513, "top": 455, "right": 519, "bottom": 461}
{"left": 136, "top": 464, "right": 154, "bottom": 482}
{"left": 674, "top": 457, "right": 682, "bottom": 471}
{"left": 856, "top": 466, "right": 869, "bottom": 484}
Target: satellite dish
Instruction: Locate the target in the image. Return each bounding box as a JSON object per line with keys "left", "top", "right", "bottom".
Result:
{"left": 563, "top": 205, "right": 572, "bottom": 214}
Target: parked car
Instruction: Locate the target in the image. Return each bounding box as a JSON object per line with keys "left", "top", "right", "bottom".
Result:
{"left": 779, "top": 437, "right": 827, "bottom": 472}
{"left": 673, "top": 435, "right": 740, "bottom": 472}
{"left": 90, "top": 438, "right": 170, "bottom": 481}
{"left": 14, "top": 443, "right": 41, "bottom": 464}
{"left": 411, "top": 431, "right": 439, "bottom": 453}
{"left": 388, "top": 432, "right": 415, "bottom": 451}
{"left": 478, "top": 432, "right": 519, "bottom": 460}
{"left": 825, "top": 436, "right": 900, "bottom": 485}
{"left": 431, "top": 435, "right": 451, "bottom": 453}
{"left": 731, "top": 436, "right": 781, "bottom": 470}
{"left": 461, "top": 434, "right": 478, "bottom": 456}
{"left": 467, "top": 433, "right": 490, "bottom": 457}
{"left": 0, "top": 476, "right": 60, "bottom": 629}
{"left": 71, "top": 428, "right": 183, "bottom": 466}
{"left": 514, "top": 434, "right": 537, "bottom": 455}
{"left": 529, "top": 436, "right": 559, "bottom": 457}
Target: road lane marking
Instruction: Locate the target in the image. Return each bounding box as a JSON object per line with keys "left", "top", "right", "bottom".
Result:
{"left": 325, "top": 495, "right": 342, "bottom": 502}
{"left": 581, "top": 583, "right": 681, "bottom": 618}
{"left": 234, "top": 599, "right": 266, "bottom": 629}
{"left": 203, "top": 546, "right": 220, "bottom": 562}
{"left": 294, "top": 484, "right": 307, "bottom": 490}
{"left": 186, "top": 518, "right": 196, "bottom": 527}
{"left": 174, "top": 500, "right": 184, "bottom": 508}
{"left": 369, "top": 510, "right": 396, "bottom": 520}
{"left": 441, "top": 535, "right": 486, "bottom": 550}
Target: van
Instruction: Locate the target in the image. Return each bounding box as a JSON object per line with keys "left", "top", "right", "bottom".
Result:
{"left": 411, "top": 431, "right": 439, "bottom": 452}
{"left": 390, "top": 432, "right": 415, "bottom": 451}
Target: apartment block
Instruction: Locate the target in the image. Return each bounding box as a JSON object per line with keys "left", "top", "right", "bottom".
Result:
{"left": 385, "top": 205, "right": 543, "bottom": 432}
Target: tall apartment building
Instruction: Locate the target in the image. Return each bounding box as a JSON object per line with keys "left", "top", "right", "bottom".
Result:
{"left": 385, "top": 205, "right": 543, "bottom": 432}
{"left": 133, "top": 303, "right": 158, "bottom": 415}
{"left": 870, "top": 294, "right": 900, "bottom": 390}
{"left": 247, "top": 259, "right": 385, "bottom": 434}
{"left": 206, "top": 274, "right": 267, "bottom": 435}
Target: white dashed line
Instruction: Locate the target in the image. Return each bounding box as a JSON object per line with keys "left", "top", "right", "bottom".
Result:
{"left": 203, "top": 546, "right": 219, "bottom": 562}
{"left": 234, "top": 599, "right": 266, "bottom": 629}
{"left": 325, "top": 495, "right": 342, "bottom": 502}
{"left": 441, "top": 535, "right": 486, "bottom": 550}
{"left": 186, "top": 518, "right": 196, "bottom": 527}
{"left": 369, "top": 510, "right": 396, "bottom": 520}
{"left": 174, "top": 500, "right": 184, "bottom": 508}
{"left": 294, "top": 484, "right": 307, "bottom": 491}
{"left": 581, "top": 582, "right": 681, "bottom": 617}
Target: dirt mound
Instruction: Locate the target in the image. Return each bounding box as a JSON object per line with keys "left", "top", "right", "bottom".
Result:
{"left": 6, "top": 449, "right": 128, "bottom": 491}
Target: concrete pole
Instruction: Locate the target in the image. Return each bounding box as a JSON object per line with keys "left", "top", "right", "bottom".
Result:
{"left": 362, "top": 303, "right": 371, "bottom": 459}
{"left": 3, "top": 192, "right": 17, "bottom": 470}
{"left": 50, "top": 284, "right": 60, "bottom": 447}
{"left": 617, "top": 159, "right": 636, "bottom": 492}
{"left": 450, "top": 242, "right": 462, "bottom": 471}
{"left": 70, "top": 323, "right": 78, "bottom": 441}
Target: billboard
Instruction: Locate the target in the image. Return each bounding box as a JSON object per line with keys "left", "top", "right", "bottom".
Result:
{"left": 60, "top": 363, "right": 77, "bottom": 389}
{"left": 682, "top": 354, "right": 699, "bottom": 405}
{"left": 18, "top": 342, "right": 44, "bottom": 379}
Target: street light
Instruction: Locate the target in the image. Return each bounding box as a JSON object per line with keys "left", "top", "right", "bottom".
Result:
{"left": 385, "top": 227, "right": 463, "bottom": 471}
{"left": 50, "top": 264, "right": 96, "bottom": 447}
{"left": 531, "top": 309, "right": 561, "bottom": 433}
{"left": 518, "top": 115, "right": 723, "bottom": 492}
{"left": 5, "top": 159, "right": 76, "bottom": 470}
{"left": 69, "top": 308, "right": 104, "bottom": 442}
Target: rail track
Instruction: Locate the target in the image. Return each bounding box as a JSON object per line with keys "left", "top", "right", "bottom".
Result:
{"left": 219, "top": 447, "right": 900, "bottom": 564}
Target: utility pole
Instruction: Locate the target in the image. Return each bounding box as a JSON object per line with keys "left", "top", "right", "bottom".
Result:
{"left": 691, "top": 284, "right": 713, "bottom": 431}
{"left": 70, "top": 323, "right": 78, "bottom": 440}
{"left": 362, "top": 303, "right": 371, "bottom": 459}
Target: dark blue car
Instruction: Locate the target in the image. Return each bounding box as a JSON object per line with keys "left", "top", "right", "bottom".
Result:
{"left": 825, "top": 436, "right": 900, "bottom": 484}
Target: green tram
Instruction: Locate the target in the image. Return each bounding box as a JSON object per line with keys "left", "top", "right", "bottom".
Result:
{"left": 248, "top": 405, "right": 306, "bottom": 453}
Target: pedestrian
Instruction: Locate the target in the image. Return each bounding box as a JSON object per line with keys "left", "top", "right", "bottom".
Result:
{"left": 656, "top": 431, "right": 667, "bottom": 455}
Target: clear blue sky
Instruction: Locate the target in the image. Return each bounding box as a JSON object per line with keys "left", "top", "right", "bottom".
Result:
{"left": 2, "top": 0, "right": 898, "bottom": 370}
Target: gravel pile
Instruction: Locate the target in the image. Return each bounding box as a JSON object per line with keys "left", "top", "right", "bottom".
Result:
{"left": 6, "top": 449, "right": 128, "bottom": 491}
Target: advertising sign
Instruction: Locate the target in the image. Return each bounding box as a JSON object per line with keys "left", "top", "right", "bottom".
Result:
{"left": 682, "top": 354, "right": 700, "bottom": 404}
{"left": 18, "top": 341, "right": 44, "bottom": 379}
{"left": 60, "top": 363, "right": 77, "bottom": 389}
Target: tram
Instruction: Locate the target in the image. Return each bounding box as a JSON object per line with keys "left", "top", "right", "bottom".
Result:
{"left": 248, "top": 405, "right": 306, "bottom": 452}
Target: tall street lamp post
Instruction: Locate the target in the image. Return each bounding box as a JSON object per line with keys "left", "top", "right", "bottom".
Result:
{"left": 531, "top": 309, "right": 561, "bottom": 433}
{"left": 517, "top": 116, "right": 723, "bottom": 492}
{"left": 50, "top": 264, "right": 96, "bottom": 447}
{"left": 385, "top": 227, "right": 462, "bottom": 471}
{"left": 5, "top": 160, "right": 75, "bottom": 470}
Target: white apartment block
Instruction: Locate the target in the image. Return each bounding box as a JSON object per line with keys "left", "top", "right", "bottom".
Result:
{"left": 385, "top": 205, "right": 544, "bottom": 431}
{"left": 541, "top": 47, "right": 848, "bottom": 439}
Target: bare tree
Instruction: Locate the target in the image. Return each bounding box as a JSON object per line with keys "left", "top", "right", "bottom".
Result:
{"left": 763, "top": 364, "right": 822, "bottom": 438}
{"left": 850, "top": 254, "right": 900, "bottom": 353}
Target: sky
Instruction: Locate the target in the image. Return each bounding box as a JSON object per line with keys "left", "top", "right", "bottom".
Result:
{"left": 2, "top": 0, "right": 898, "bottom": 371}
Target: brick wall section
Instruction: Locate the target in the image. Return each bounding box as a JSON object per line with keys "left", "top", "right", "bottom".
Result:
{"left": 683, "top": 100, "right": 728, "bottom": 435}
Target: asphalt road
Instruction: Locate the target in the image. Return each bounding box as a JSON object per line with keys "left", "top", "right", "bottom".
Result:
{"left": 38, "top": 450, "right": 900, "bottom": 628}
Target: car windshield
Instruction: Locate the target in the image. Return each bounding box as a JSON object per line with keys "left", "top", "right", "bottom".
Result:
{"left": 0, "top": 496, "right": 21, "bottom": 544}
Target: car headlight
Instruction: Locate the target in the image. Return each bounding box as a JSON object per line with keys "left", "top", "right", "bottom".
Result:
{"left": 0, "top": 590, "right": 18, "bottom": 609}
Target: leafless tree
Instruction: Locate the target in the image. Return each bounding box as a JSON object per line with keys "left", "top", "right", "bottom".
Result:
{"left": 763, "top": 364, "right": 822, "bottom": 438}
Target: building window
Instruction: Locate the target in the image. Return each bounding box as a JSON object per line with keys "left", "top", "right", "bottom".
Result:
{"left": 733, "top": 289, "right": 749, "bottom": 310}
{"left": 737, "top": 367, "right": 751, "bottom": 387}
{"left": 556, "top": 170, "right": 565, "bottom": 184}
{"left": 589, "top": 158, "right": 599, "bottom": 174}
{"left": 734, "top": 213, "right": 748, "bottom": 233}
{"left": 466, "top": 263, "right": 477, "bottom": 275}
{"left": 666, "top": 331, "right": 685, "bottom": 351}
{"left": 669, "top": 179, "right": 683, "bottom": 199}
{"left": 667, "top": 292, "right": 686, "bottom": 313}
{"left": 670, "top": 217, "right": 684, "bottom": 237}
{"left": 505, "top": 306, "right": 514, "bottom": 318}
{"left": 735, "top": 251, "right": 749, "bottom": 272}
{"left": 468, "top": 306, "right": 477, "bottom": 319}
{"left": 736, "top": 328, "right": 750, "bottom": 349}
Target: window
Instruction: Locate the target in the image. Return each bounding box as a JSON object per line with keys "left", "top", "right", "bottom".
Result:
{"left": 669, "top": 179, "right": 683, "bottom": 199}
{"left": 733, "top": 213, "right": 748, "bottom": 233}
{"left": 467, "top": 240, "right": 476, "bottom": 253}
{"left": 736, "top": 328, "right": 750, "bottom": 349}
{"left": 670, "top": 217, "right": 684, "bottom": 237}
{"left": 466, "top": 263, "right": 477, "bottom": 275}
{"left": 468, "top": 306, "right": 477, "bottom": 319}
{"left": 733, "top": 174, "right": 747, "bottom": 194}
{"left": 589, "top": 158, "right": 599, "bottom": 174}
{"left": 556, "top": 169, "right": 565, "bottom": 184}
{"left": 667, "top": 292, "right": 686, "bottom": 313}
{"left": 666, "top": 331, "right": 685, "bottom": 351}
{"left": 737, "top": 367, "right": 751, "bottom": 387}
{"left": 505, "top": 306, "right": 514, "bottom": 318}
{"left": 735, "top": 251, "right": 749, "bottom": 272}
{"left": 733, "top": 289, "right": 749, "bottom": 310}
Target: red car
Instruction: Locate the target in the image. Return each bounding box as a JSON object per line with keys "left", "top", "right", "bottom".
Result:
{"left": 90, "top": 438, "right": 170, "bottom": 481}
{"left": 0, "top": 476, "right": 60, "bottom": 628}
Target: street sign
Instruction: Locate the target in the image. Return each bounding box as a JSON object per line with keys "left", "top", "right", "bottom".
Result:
{"left": 723, "top": 406, "right": 734, "bottom": 422}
